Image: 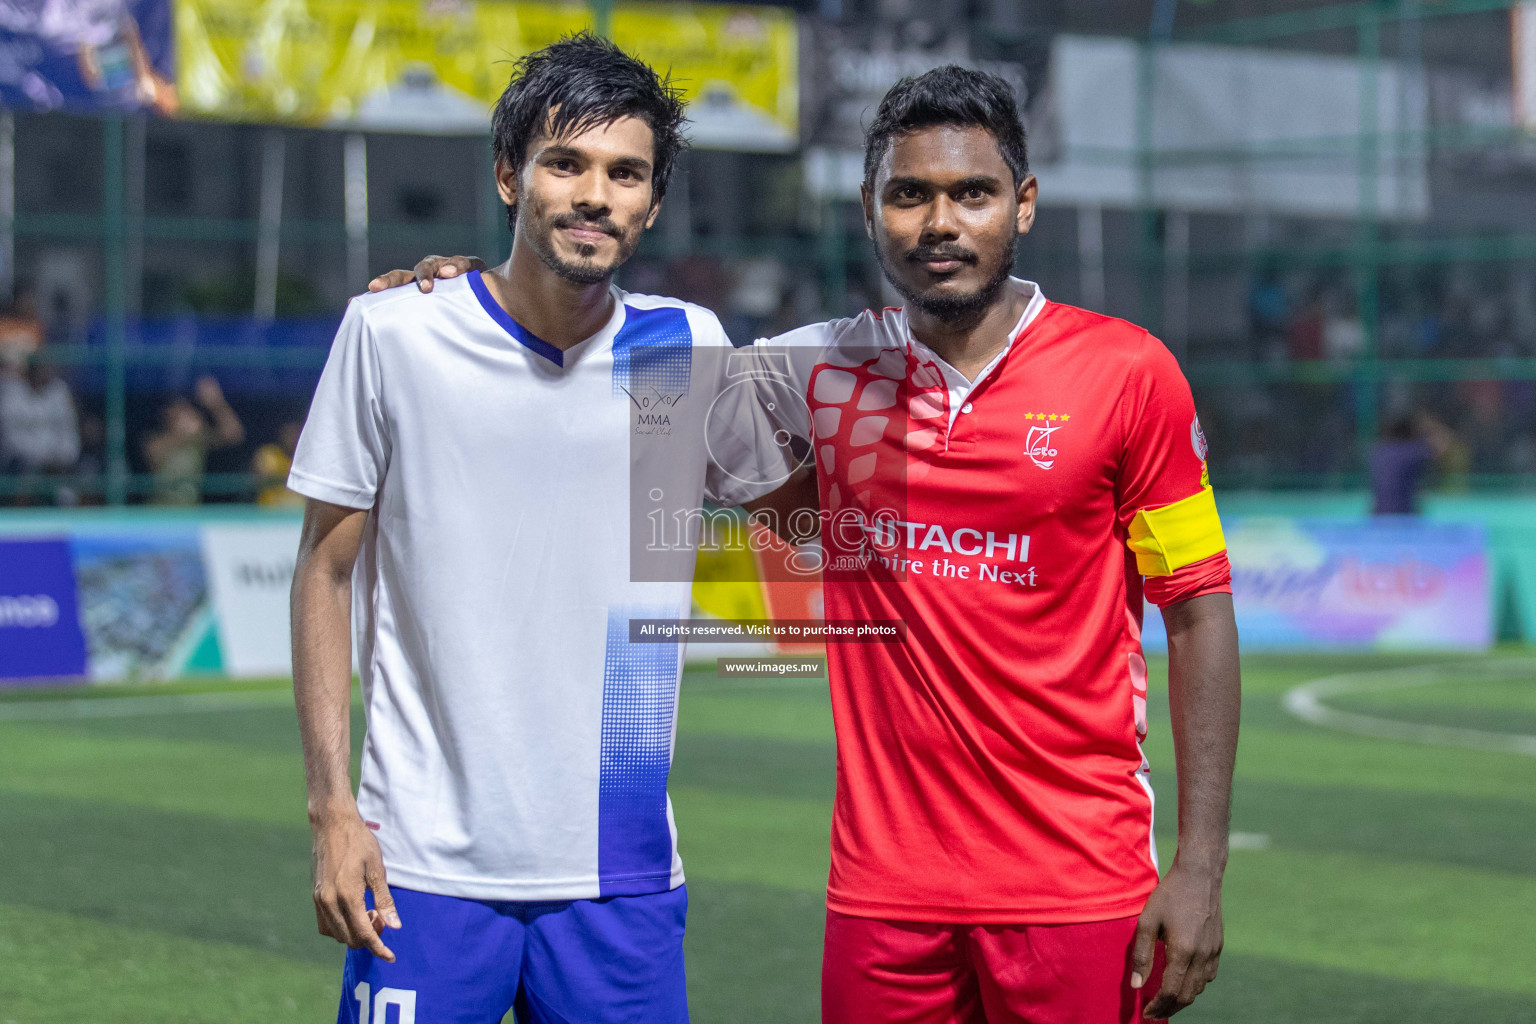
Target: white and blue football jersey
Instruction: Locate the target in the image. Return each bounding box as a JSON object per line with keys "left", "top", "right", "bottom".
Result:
{"left": 289, "top": 270, "right": 782, "bottom": 901}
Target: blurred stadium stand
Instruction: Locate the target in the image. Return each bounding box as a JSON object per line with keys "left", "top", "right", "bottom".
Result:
{"left": 0, "top": 0, "right": 1534, "bottom": 502}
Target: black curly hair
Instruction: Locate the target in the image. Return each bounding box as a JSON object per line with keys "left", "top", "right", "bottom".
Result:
{"left": 491, "top": 32, "right": 688, "bottom": 229}
{"left": 863, "top": 65, "right": 1028, "bottom": 188}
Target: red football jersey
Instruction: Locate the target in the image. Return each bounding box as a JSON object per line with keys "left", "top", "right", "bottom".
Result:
{"left": 754, "top": 280, "right": 1231, "bottom": 923}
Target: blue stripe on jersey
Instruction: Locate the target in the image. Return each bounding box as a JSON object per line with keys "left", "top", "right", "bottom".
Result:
{"left": 613, "top": 305, "right": 692, "bottom": 399}
{"left": 467, "top": 269, "right": 567, "bottom": 367}
{"left": 597, "top": 607, "right": 681, "bottom": 896}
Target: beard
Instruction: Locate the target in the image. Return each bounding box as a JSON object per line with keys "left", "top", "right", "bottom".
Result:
{"left": 519, "top": 199, "right": 643, "bottom": 286}
{"left": 875, "top": 232, "right": 1017, "bottom": 324}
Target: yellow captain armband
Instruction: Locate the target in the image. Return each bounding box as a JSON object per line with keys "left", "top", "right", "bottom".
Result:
{"left": 1127, "top": 485, "right": 1226, "bottom": 577}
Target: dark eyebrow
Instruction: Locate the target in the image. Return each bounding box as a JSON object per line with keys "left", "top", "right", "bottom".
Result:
{"left": 949, "top": 175, "right": 1004, "bottom": 192}
{"left": 538, "top": 144, "right": 652, "bottom": 173}
{"left": 883, "top": 174, "right": 1002, "bottom": 193}
{"left": 609, "top": 155, "right": 653, "bottom": 173}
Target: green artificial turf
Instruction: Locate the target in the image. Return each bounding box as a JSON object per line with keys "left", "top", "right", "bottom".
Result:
{"left": 1, "top": 652, "right": 1532, "bottom": 1022}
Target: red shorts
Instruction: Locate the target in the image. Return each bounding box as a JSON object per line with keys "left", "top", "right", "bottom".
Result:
{"left": 822, "top": 910, "right": 1167, "bottom": 1024}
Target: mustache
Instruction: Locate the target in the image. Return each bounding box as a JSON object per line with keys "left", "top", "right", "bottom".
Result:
{"left": 551, "top": 212, "right": 622, "bottom": 238}
{"left": 905, "top": 244, "right": 978, "bottom": 265}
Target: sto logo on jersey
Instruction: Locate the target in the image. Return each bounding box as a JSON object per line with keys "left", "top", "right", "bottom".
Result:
{"left": 1023, "top": 412, "right": 1070, "bottom": 470}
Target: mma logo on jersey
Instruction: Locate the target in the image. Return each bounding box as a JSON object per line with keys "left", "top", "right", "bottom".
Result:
{"left": 1191, "top": 415, "right": 1208, "bottom": 461}
{"left": 1022, "top": 412, "right": 1069, "bottom": 470}
{"left": 620, "top": 384, "right": 684, "bottom": 435}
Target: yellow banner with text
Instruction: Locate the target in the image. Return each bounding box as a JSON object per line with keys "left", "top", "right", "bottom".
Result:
{"left": 175, "top": 0, "right": 797, "bottom": 149}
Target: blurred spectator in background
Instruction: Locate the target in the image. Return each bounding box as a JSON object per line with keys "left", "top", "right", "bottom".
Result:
{"left": 1286, "top": 286, "right": 1324, "bottom": 362}
{"left": 143, "top": 375, "right": 243, "bottom": 505}
{"left": 1418, "top": 410, "right": 1470, "bottom": 493}
{"left": 1247, "top": 261, "right": 1289, "bottom": 361}
{"left": 0, "top": 0, "right": 178, "bottom": 113}
{"left": 1323, "top": 291, "right": 1365, "bottom": 362}
{"left": 1369, "top": 415, "right": 1433, "bottom": 515}
{"left": 0, "top": 287, "right": 44, "bottom": 372}
{"left": 252, "top": 419, "right": 304, "bottom": 508}
{"left": 1410, "top": 275, "right": 1445, "bottom": 357}
{"left": 69, "top": 412, "right": 106, "bottom": 505}
{"left": 1369, "top": 408, "right": 1477, "bottom": 514}
{"left": 0, "top": 350, "right": 80, "bottom": 505}
{"left": 1457, "top": 379, "right": 1505, "bottom": 472}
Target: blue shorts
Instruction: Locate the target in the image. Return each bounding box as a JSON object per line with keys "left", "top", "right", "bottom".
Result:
{"left": 336, "top": 885, "right": 688, "bottom": 1024}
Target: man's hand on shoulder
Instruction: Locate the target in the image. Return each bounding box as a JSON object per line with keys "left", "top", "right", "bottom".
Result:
{"left": 368, "top": 255, "right": 486, "bottom": 294}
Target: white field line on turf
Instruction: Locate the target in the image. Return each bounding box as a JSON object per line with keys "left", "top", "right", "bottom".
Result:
{"left": 1282, "top": 658, "right": 1536, "bottom": 757}
{"left": 0, "top": 688, "right": 292, "bottom": 722}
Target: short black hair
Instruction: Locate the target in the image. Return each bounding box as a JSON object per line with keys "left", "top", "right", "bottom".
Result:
{"left": 491, "top": 32, "right": 687, "bottom": 227}
{"left": 863, "top": 65, "right": 1028, "bottom": 188}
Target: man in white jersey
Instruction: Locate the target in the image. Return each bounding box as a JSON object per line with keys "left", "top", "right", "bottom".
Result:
{"left": 289, "top": 34, "right": 790, "bottom": 1024}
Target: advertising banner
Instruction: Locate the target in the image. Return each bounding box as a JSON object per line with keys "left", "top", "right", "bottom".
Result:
{"left": 2, "top": 509, "right": 790, "bottom": 683}
{"left": 0, "top": 515, "right": 275, "bottom": 684}
{"left": 0, "top": 0, "right": 177, "bottom": 113}
{"left": 1046, "top": 36, "right": 1428, "bottom": 218}
{"left": 175, "top": 0, "right": 798, "bottom": 148}
{"left": 802, "top": 30, "right": 1427, "bottom": 219}
{"left": 0, "top": 509, "right": 1494, "bottom": 685}
{"left": 801, "top": 21, "right": 1055, "bottom": 196}
{"left": 802, "top": 22, "right": 1052, "bottom": 152}
{"left": 201, "top": 522, "right": 301, "bottom": 677}
{"left": 69, "top": 526, "right": 215, "bottom": 679}
{"left": 1142, "top": 518, "right": 1492, "bottom": 652}
{"left": 0, "top": 537, "right": 88, "bottom": 681}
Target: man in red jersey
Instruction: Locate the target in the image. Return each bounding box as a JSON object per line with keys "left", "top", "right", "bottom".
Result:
{"left": 381, "top": 64, "right": 1238, "bottom": 1024}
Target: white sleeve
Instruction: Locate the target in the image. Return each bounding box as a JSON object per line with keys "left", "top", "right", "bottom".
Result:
{"left": 747, "top": 321, "right": 842, "bottom": 445}
{"left": 288, "top": 301, "right": 390, "bottom": 509}
{"left": 701, "top": 321, "right": 838, "bottom": 507}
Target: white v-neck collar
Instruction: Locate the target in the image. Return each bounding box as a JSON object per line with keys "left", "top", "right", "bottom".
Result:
{"left": 906, "top": 278, "right": 1047, "bottom": 431}
{"left": 467, "top": 269, "right": 625, "bottom": 368}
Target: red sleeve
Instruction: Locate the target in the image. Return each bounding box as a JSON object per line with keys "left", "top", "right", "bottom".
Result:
{"left": 1114, "top": 333, "right": 1231, "bottom": 608}
{"left": 1147, "top": 550, "right": 1233, "bottom": 607}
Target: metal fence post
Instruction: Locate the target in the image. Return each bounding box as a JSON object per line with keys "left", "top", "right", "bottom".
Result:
{"left": 1135, "top": 38, "right": 1163, "bottom": 335}
{"left": 255, "top": 129, "right": 286, "bottom": 321}
{"left": 1355, "top": 5, "right": 1383, "bottom": 467}
{"left": 343, "top": 132, "right": 369, "bottom": 295}
{"left": 103, "top": 115, "right": 129, "bottom": 505}
{"left": 591, "top": 0, "right": 614, "bottom": 38}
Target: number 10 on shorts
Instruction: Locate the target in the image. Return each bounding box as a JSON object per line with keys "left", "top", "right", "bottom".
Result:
{"left": 354, "top": 982, "right": 416, "bottom": 1024}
